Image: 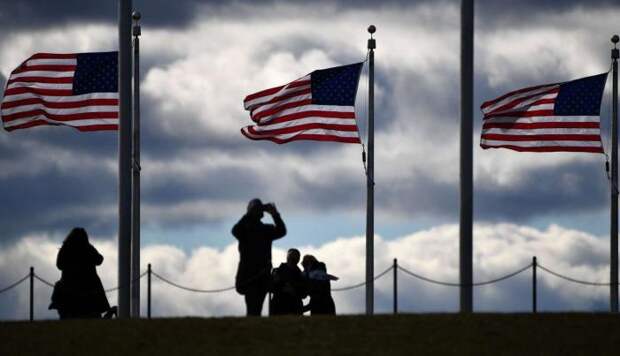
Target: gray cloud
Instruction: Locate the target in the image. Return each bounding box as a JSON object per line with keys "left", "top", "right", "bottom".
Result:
{"left": 0, "top": 1, "right": 618, "bottom": 246}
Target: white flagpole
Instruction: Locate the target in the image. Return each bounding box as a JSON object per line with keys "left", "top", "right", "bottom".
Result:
{"left": 610, "top": 34, "right": 618, "bottom": 313}
{"left": 130, "top": 10, "right": 142, "bottom": 319}
{"left": 366, "top": 25, "right": 376, "bottom": 316}
{"left": 460, "top": 0, "right": 474, "bottom": 313}
{"left": 118, "top": 0, "right": 133, "bottom": 318}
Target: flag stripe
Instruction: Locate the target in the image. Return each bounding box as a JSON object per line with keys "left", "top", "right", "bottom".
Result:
{"left": 481, "top": 133, "right": 601, "bottom": 142}
{"left": 242, "top": 127, "right": 360, "bottom": 144}
{"left": 4, "top": 117, "right": 118, "bottom": 130}
{"left": 250, "top": 122, "right": 359, "bottom": 135}
{"left": 482, "top": 128, "right": 600, "bottom": 135}
{"left": 10, "top": 70, "right": 76, "bottom": 79}
{"left": 1, "top": 97, "right": 118, "bottom": 110}
{"left": 6, "top": 82, "right": 73, "bottom": 90}
{"left": 252, "top": 98, "right": 313, "bottom": 122}
{"left": 4, "top": 86, "right": 73, "bottom": 97}
{"left": 481, "top": 84, "right": 558, "bottom": 111}
{"left": 482, "top": 122, "right": 599, "bottom": 130}
{"left": 262, "top": 109, "right": 356, "bottom": 126}
{"left": 30, "top": 53, "right": 78, "bottom": 60}
{"left": 12, "top": 65, "right": 77, "bottom": 74}
{"left": 483, "top": 115, "right": 600, "bottom": 124}
{"left": 2, "top": 92, "right": 118, "bottom": 103}
{"left": 480, "top": 143, "right": 603, "bottom": 153}
{"left": 243, "top": 77, "right": 310, "bottom": 109}
{"left": 251, "top": 93, "right": 312, "bottom": 118}
{"left": 2, "top": 109, "right": 118, "bottom": 123}
{"left": 7, "top": 76, "right": 74, "bottom": 85}
{"left": 484, "top": 109, "right": 556, "bottom": 119}
{"left": 2, "top": 103, "right": 118, "bottom": 117}
{"left": 482, "top": 87, "right": 559, "bottom": 114}
{"left": 248, "top": 87, "right": 311, "bottom": 112}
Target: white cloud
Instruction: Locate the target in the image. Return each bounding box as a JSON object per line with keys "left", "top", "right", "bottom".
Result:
{"left": 0, "top": 222, "right": 613, "bottom": 320}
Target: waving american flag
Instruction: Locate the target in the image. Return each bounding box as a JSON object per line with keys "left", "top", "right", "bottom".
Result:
{"left": 1, "top": 52, "right": 118, "bottom": 132}
{"left": 242, "top": 62, "right": 364, "bottom": 144}
{"left": 481, "top": 73, "right": 608, "bottom": 153}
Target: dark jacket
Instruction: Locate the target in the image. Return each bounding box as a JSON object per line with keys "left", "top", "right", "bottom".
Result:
{"left": 304, "top": 262, "right": 336, "bottom": 315}
{"left": 270, "top": 262, "right": 306, "bottom": 315}
{"left": 49, "top": 242, "right": 110, "bottom": 316}
{"left": 232, "top": 212, "right": 286, "bottom": 294}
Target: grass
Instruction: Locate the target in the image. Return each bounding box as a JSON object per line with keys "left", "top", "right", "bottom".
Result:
{"left": 2, "top": 313, "right": 620, "bottom": 355}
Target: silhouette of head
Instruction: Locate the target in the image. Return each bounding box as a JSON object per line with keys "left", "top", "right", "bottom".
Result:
{"left": 287, "top": 248, "right": 300, "bottom": 265}
{"left": 247, "top": 198, "right": 264, "bottom": 219}
{"left": 302, "top": 254, "right": 318, "bottom": 270}
{"left": 64, "top": 227, "right": 89, "bottom": 246}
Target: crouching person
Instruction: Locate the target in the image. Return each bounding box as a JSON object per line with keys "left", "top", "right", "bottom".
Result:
{"left": 302, "top": 255, "right": 338, "bottom": 315}
{"left": 270, "top": 248, "right": 306, "bottom": 315}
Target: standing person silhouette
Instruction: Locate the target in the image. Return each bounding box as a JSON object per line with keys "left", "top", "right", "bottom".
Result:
{"left": 232, "top": 199, "right": 286, "bottom": 316}
{"left": 49, "top": 227, "right": 114, "bottom": 319}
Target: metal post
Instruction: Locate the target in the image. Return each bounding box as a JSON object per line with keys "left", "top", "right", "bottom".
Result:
{"left": 268, "top": 292, "right": 272, "bottom": 316}
{"left": 130, "top": 10, "right": 142, "bottom": 319}
{"left": 29, "top": 267, "right": 34, "bottom": 322}
{"left": 147, "top": 263, "right": 151, "bottom": 319}
{"left": 459, "top": 0, "right": 474, "bottom": 314}
{"left": 393, "top": 258, "right": 398, "bottom": 314}
{"left": 532, "top": 256, "right": 537, "bottom": 314}
{"left": 118, "top": 0, "right": 133, "bottom": 319}
{"left": 611, "top": 34, "right": 619, "bottom": 313}
{"left": 366, "top": 25, "right": 376, "bottom": 316}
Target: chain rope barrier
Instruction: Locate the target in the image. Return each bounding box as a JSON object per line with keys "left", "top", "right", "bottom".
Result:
{"left": 33, "top": 274, "right": 55, "bottom": 287}
{"left": 4, "top": 260, "right": 619, "bottom": 305}
{"left": 397, "top": 262, "right": 532, "bottom": 287}
{"left": 151, "top": 271, "right": 237, "bottom": 293}
{"left": 537, "top": 264, "right": 614, "bottom": 286}
{"left": 33, "top": 272, "right": 149, "bottom": 293}
{"left": 0, "top": 274, "right": 29, "bottom": 294}
{"left": 332, "top": 265, "right": 393, "bottom": 292}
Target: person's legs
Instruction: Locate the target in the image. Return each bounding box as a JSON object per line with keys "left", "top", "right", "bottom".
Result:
{"left": 245, "top": 286, "right": 267, "bottom": 316}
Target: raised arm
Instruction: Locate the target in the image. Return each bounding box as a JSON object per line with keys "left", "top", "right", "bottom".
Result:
{"left": 266, "top": 210, "right": 286, "bottom": 241}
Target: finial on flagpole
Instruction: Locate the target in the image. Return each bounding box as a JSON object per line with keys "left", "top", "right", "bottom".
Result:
{"left": 613, "top": 35, "right": 619, "bottom": 59}
{"left": 132, "top": 11, "right": 141, "bottom": 37}
{"left": 367, "top": 25, "right": 376, "bottom": 50}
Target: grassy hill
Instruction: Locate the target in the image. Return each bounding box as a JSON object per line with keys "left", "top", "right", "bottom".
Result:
{"left": 2, "top": 313, "right": 620, "bottom": 355}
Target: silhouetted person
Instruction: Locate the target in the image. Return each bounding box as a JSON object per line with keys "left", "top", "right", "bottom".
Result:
{"left": 49, "top": 227, "right": 113, "bottom": 319}
{"left": 302, "top": 254, "right": 337, "bottom": 315}
{"left": 232, "top": 199, "right": 286, "bottom": 316}
{"left": 270, "top": 248, "right": 307, "bottom": 315}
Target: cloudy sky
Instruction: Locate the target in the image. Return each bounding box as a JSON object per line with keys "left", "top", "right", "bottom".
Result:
{"left": 1, "top": 0, "right": 619, "bottom": 320}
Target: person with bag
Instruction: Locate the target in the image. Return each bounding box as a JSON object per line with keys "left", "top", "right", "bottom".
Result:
{"left": 49, "top": 227, "right": 115, "bottom": 319}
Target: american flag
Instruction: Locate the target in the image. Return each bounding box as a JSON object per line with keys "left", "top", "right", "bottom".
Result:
{"left": 242, "top": 62, "right": 364, "bottom": 144}
{"left": 1, "top": 52, "right": 119, "bottom": 132}
{"left": 480, "top": 73, "right": 608, "bottom": 153}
